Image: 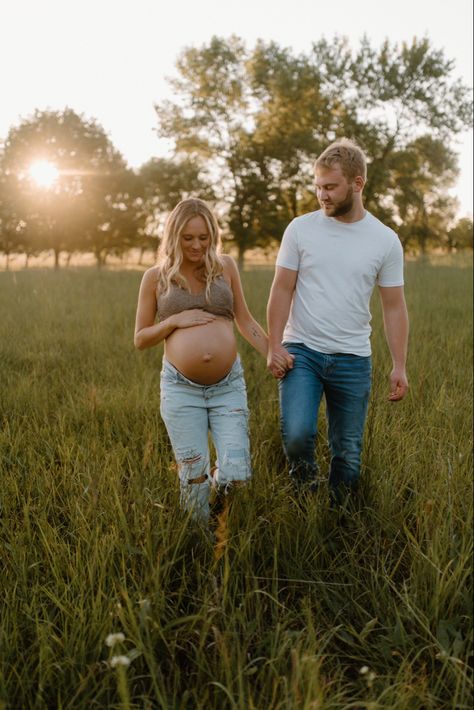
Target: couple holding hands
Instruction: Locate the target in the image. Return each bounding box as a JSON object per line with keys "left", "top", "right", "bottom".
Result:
{"left": 134, "top": 139, "right": 409, "bottom": 525}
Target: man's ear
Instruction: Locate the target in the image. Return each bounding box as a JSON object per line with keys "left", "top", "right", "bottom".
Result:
{"left": 353, "top": 175, "right": 365, "bottom": 193}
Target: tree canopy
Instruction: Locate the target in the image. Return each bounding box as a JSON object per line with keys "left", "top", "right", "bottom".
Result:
{"left": 0, "top": 108, "right": 138, "bottom": 267}
{"left": 0, "top": 36, "right": 472, "bottom": 268}
{"left": 155, "top": 35, "right": 472, "bottom": 261}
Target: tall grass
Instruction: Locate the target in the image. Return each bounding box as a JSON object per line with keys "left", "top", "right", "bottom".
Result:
{"left": 0, "top": 257, "right": 472, "bottom": 709}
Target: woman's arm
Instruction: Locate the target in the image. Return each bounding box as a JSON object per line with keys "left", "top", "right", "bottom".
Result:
{"left": 223, "top": 255, "right": 268, "bottom": 358}
{"left": 134, "top": 268, "right": 216, "bottom": 350}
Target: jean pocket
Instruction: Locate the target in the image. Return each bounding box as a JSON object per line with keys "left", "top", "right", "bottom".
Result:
{"left": 161, "top": 371, "right": 178, "bottom": 388}
{"left": 228, "top": 370, "right": 246, "bottom": 393}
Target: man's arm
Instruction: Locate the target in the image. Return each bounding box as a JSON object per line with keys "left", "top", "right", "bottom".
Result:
{"left": 378, "top": 285, "right": 409, "bottom": 401}
{"left": 266, "top": 266, "right": 298, "bottom": 378}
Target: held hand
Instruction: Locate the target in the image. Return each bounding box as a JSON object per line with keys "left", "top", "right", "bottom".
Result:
{"left": 172, "top": 309, "right": 217, "bottom": 329}
{"left": 267, "top": 344, "right": 295, "bottom": 380}
{"left": 388, "top": 367, "right": 409, "bottom": 401}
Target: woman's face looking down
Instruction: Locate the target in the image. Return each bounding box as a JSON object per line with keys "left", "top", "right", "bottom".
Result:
{"left": 180, "top": 215, "right": 210, "bottom": 266}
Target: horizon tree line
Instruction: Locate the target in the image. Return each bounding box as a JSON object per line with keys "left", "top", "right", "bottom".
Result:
{"left": 0, "top": 35, "right": 472, "bottom": 269}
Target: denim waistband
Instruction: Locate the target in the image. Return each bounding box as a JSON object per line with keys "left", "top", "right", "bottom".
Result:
{"left": 161, "top": 355, "right": 243, "bottom": 388}
{"left": 283, "top": 342, "right": 371, "bottom": 360}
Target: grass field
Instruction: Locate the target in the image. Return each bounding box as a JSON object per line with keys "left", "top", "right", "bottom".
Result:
{"left": 0, "top": 256, "right": 472, "bottom": 709}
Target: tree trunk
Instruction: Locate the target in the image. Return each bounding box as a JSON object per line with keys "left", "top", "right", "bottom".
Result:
{"left": 95, "top": 250, "right": 107, "bottom": 269}
{"left": 290, "top": 189, "right": 298, "bottom": 219}
{"left": 54, "top": 249, "right": 60, "bottom": 270}
{"left": 237, "top": 244, "right": 245, "bottom": 271}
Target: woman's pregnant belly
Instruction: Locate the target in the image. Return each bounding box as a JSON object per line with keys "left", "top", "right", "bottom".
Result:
{"left": 164, "top": 317, "right": 237, "bottom": 384}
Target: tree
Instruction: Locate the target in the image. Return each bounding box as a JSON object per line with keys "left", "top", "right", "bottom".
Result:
{"left": 155, "top": 36, "right": 333, "bottom": 265}
{"left": 446, "top": 217, "right": 473, "bottom": 251}
{"left": 0, "top": 169, "right": 26, "bottom": 268}
{"left": 155, "top": 36, "right": 252, "bottom": 265}
{"left": 311, "top": 35, "right": 472, "bottom": 231}
{"left": 247, "top": 40, "right": 351, "bottom": 216}
{"left": 155, "top": 36, "right": 472, "bottom": 262}
{"left": 78, "top": 167, "right": 144, "bottom": 268}
{"left": 387, "top": 136, "right": 459, "bottom": 252}
{"left": 138, "top": 156, "right": 213, "bottom": 260}
{"left": 0, "top": 108, "right": 136, "bottom": 268}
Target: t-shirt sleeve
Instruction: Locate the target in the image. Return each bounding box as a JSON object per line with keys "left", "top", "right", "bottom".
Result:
{"left": 377, "top": 236, "right": 404, "bottom": 286}
{"left": 276, "top": 220, "right": 300, "bottom": 271}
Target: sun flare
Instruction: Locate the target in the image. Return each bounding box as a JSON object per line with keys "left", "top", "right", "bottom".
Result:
{"left": 28, "top": 160, "right": 59, "bottom": 188}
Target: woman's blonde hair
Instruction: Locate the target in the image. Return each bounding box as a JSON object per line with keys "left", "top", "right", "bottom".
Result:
{"left": 157, "top": 198, "right": 223, "bottom": 298}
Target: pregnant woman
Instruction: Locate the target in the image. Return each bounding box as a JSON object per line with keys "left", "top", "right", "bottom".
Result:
{"left": 134, "top": 198, "right": 269, "bottom": 524}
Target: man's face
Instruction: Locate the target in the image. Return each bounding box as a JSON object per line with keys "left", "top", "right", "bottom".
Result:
{"left": 315, "top": 164, "right": 355, "bottom": 218}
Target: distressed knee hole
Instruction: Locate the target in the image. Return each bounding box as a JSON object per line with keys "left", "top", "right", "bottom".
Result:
{"left": 176, "top": 450, "right": 209, "bottom": 484}
{"left": 215, "top": 447, "right": 251, "bottom": 486}
{"left": 182, "top": 455, "right": 206, "bottom": 484}
{"left": 187, "top": 474, "right": 208, "bottom": 485}
{"left": 182, "top": 454, "right": 201, "bottom": 465}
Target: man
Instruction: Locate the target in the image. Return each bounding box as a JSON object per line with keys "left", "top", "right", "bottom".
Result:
{"left": 267, "top": 138, "right": 409, "bottom": 503}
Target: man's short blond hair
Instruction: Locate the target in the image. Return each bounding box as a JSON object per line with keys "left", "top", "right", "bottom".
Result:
{"left": 315, "top": 138, "right": 367, "bottom": 182}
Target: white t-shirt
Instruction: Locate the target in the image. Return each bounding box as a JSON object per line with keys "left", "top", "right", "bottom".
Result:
{"left": 276, "top": 210, "right": 404, "bottom": 356}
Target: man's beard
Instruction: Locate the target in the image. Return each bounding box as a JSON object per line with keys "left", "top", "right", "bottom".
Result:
{"left": 323, "top": 186, "right": 354, "bottom": 217}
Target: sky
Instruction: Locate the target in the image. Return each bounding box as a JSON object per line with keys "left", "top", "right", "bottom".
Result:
{"left": 2, "top": 0, "right": 473, "bottom": 216}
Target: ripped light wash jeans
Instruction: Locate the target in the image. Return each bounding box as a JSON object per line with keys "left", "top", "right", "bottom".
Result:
{"left": 160, "top": 356, "right": 251, "bottom": 522}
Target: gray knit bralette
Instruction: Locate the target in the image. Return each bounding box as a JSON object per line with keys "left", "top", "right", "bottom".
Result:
{"left": 156, "top": 275, "right": 234, "bottom": 321}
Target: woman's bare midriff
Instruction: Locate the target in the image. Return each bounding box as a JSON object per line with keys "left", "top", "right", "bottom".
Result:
{"left": 164, "top": 317, "right": 237, "bottom": 384}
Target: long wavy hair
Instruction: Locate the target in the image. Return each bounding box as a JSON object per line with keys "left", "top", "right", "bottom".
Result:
{"left": 157, "top": 198, "right": 223, "bottom": 299}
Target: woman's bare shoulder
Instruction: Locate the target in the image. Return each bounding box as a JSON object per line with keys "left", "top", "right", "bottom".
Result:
{"left": 219, "top": 253, "right": 235, "bottom": 266}
{"left": 139, "top": 266, "right": 161, "bottom": 293}
{"left": 218, "top": 255, "right": 236, "bottom": 288}
{"left": 142, "top": 265, "right": 160, "bottom": 281}
{"left": 219, "top": 253, "right": 238, "bottom": 274}
{"left": 145, "top": 264, "right": 160, "bottom": 276}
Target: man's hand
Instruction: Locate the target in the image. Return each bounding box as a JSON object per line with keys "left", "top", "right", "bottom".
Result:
{"left": 388, "top": 367, "right": 409, "bottom": 401}
{"left": 267, "top": 344, "right": 295, "bottom": 380}
{"left": 378, "top": 286, "right": 409, "bottom": 402}
{"left": 267, "top": 266, "right": 298, "bottom": 379}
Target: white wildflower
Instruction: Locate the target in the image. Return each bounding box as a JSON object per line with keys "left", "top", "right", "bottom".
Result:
{"left": 105, "top": 632, "right": 125, "bottom": 647}
{"left": 138, "top": 599, "right": 151, "bottom": 612}
{"left": 359, "top": 665, "right": 369, "bottom": 675}
{"left": 110, "top": 655, "right": 131, "bottom": 668}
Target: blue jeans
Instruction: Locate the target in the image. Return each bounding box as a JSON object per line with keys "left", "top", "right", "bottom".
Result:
{"left": 160, "top": 357, "right": 251, "bottom": 522}
{"left": 279, "top": 343, "right": 372, "bottom": 501}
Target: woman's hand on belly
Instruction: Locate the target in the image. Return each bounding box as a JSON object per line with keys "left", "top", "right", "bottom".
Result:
{"left": 171, "top": 308, "right": 217, "bottom": 329}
